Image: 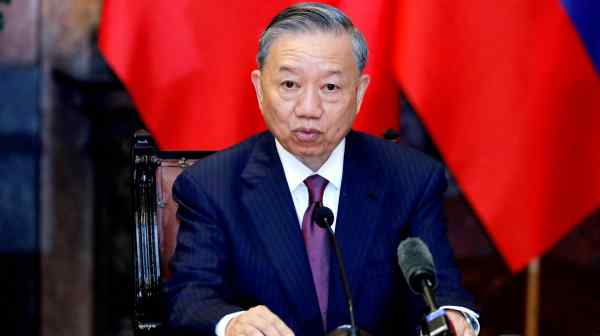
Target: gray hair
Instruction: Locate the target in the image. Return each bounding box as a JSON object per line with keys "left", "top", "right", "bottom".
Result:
{"left": 257, "top": 2, "right": 368, "bottom": 72}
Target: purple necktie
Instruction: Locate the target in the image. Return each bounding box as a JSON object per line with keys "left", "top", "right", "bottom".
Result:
{"left": 302, "top": 174, "right": 330, "bottom": 329}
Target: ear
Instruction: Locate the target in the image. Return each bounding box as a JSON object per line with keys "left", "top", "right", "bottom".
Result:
{"left": 354, "top": 74, "right": 371, "bottom": 114}
{"left": 250, "top": 70, "right": 264, "bottom": 110}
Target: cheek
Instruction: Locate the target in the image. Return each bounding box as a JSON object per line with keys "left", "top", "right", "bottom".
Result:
{"left": 328, "top": 104, "right": 356, "bottom": 131}
{"left": 264, "top": 101, "right": 294, "bottom": 131}
{"left": 278, "top": 100, "right": 301, "bottom": 122}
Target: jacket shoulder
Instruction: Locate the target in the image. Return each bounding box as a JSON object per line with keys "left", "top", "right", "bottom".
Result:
{"left": 176, "top": 132, "right": 267, "bottom": 187}
{"left": 351, "top": 131, "right": 444, "bottom": 176}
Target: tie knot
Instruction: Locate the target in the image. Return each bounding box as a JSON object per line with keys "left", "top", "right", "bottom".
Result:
{"left": 304, "top": 174, "right": 329, "bottom": 204}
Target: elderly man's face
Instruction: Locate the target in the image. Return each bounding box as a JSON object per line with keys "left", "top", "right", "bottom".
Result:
{"left": 251, "top": 31, "right": 370, "bottom": 170}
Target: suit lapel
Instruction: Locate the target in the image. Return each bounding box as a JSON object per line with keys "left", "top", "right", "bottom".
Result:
{"left": 328, "top": 131, "right": 386, "bottom": 327}
{"left": 240, "top": 133, "right": 322, "bottom": 330}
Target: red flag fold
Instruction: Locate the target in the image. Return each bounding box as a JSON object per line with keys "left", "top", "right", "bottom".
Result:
{"left": 394, "top": 0, "right": 600, "bottom": 272}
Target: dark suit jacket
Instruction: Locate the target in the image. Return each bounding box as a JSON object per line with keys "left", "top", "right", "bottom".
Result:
{"left": 164, "top": 131, "right": 474, "bottom": 336}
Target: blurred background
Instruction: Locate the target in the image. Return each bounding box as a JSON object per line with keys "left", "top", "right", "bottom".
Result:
{"left": 1, "top": 1, "right": 599, "bottom": 335}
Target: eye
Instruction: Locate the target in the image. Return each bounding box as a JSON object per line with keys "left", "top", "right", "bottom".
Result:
{"left": 324, "top": 83, "right": 340, "bottom": 92}
{"left": 281, "top": 80, "right": 298, "bottom": 89}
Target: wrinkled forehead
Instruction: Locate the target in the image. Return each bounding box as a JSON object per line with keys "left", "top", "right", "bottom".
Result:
{"left": 263, "top": 31, "right": 357, "bottom": 74}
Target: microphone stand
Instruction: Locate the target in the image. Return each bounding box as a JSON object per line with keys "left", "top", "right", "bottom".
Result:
{"left": 419, "top": 279, "right": 454, "bottom": 336}
{"left": 314, "top": 206, "right": 371, "bottom": 336}
{"left": 323, "top": 224, "right": 360, "bottom": 336}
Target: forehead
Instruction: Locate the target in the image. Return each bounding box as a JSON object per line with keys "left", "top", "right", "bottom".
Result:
{"left": 264, "top": 31, "right": 357, "bottom": 74}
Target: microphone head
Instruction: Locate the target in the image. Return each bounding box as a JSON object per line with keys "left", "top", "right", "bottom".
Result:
{"left": 397, "top": 238, "right": 437, "bottom": 294}
{"left": 312, "top": 205, "right": 334, "bottom": 229}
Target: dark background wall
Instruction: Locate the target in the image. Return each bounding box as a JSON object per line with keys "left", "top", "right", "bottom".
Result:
{"left": 1, "top": 0, "right": 41, "bottom": 335}
{"left": 1, "top": 1, "right": 599, "bottom": 336}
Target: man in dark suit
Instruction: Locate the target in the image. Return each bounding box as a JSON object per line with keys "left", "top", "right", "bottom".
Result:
{"left": 165, "top": 3, "right": 478, "bottom": 336}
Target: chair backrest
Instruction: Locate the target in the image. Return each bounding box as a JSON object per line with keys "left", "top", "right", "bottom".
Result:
{"left": 131, "top": 130, "right": 213, "bottom": 335}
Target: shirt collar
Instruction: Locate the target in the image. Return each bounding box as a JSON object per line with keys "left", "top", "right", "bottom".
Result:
{"left": 275, "top": 138, "right": 345, "bottom": 192}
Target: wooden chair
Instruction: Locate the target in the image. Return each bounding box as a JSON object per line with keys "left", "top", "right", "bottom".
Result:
{"left": 131, "top": 130, "right": 213, "bottom": 335}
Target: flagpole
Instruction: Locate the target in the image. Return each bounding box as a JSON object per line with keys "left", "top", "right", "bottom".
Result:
{"left": 525, "top": 257, "right": 540, "bottom": 336}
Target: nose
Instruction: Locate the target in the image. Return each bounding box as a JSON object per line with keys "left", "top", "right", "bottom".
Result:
{"left": 294, "top": 86, "right": 323, "bottom": 119}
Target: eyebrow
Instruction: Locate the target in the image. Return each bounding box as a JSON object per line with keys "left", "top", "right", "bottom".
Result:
{"left": 278, "top": 65, "right": 297, "bottom": 73}
{"left": 278, "top": 65, "right": 343, "bottom": 77}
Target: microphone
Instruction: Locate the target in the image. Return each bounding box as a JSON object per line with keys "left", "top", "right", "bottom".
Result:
{"left": 312, "top": 206, "right": 371, "bottom": 336}
{"left": 397, "top": 238, "right": 454, "bottom": 336}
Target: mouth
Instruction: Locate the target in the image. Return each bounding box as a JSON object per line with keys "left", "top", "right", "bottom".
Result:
{"left": 292, "top": 128, "right": 322, "bottom": 142}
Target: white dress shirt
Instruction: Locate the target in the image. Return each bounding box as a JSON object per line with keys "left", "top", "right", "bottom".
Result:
{"left": 215, "top": 138, "right": 479, "bottom": 335}
{"left": 276, "top": 138, "right": 345, "bottom": 231}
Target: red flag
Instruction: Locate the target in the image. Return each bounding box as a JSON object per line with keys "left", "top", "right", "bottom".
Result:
{"left": 98, "top": 1, "right": 398, "bottom": 150}
{"left": 394, "top": 0, "right": 600, "bottom": 272}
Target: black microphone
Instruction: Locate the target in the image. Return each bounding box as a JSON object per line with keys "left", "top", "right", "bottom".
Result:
{"left": 397, "top": 238, "right": 454, "bottom": 336}
{"left": 313, "top": 206, "right": 371, "bottom": 336}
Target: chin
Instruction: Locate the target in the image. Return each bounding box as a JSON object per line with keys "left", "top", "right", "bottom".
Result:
{"left": 294, "top": 144, "right": 324, "bottom": 155}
